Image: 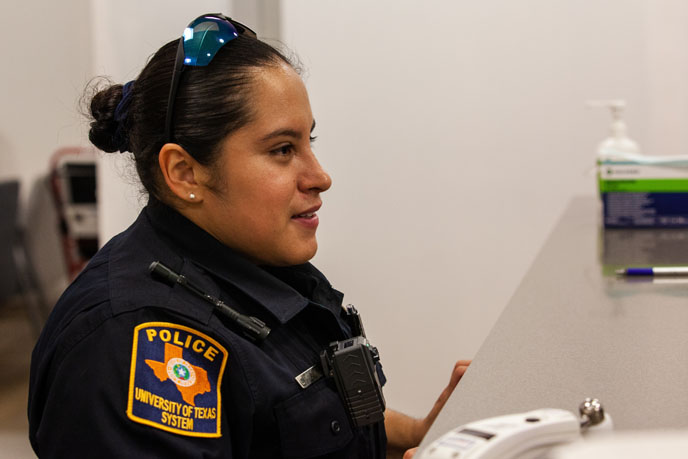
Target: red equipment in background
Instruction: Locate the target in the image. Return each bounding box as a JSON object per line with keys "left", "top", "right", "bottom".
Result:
{"left": 49, "top": 147, "right": 99, "bottom": 280}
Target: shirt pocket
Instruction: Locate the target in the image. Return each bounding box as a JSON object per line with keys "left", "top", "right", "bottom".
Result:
{"left": 274, "top": 379, "right": 353, "bottom": 458}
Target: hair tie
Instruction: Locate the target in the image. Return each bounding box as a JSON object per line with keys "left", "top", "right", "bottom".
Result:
{"left": 113, "top": 80, "right": 135, "bottom": 152}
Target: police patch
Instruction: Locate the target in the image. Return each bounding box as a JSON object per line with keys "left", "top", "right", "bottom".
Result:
{"left": 127, "top": 322, "right": 228, "bottom": 437}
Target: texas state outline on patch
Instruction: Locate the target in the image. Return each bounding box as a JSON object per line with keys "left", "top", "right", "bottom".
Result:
{"left": 145, "top": 342, "right": 211, "bottom": 405}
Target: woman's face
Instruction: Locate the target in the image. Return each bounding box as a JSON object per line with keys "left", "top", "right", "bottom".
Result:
{"left": 196, "top": 63, "right": 332, "bottom": 266}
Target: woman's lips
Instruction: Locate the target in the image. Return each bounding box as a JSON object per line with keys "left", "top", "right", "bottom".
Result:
{"left": 291, "top": 207, "right": 321, "bottom": 229}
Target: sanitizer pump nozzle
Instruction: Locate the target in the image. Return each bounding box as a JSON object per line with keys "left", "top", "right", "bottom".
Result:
{"left": 587, "top": 99, "right": 641, "bottom": 160}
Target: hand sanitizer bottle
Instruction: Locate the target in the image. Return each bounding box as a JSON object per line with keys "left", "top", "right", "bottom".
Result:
{"left": 587, "top": 99, "right": 641, "bottom": 161}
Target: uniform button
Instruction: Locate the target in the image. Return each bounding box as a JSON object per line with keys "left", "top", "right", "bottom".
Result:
{"left": 330, "top": 420, "right": 341, "bottom": 434}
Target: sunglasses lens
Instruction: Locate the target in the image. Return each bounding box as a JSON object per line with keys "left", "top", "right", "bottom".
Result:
{"left": 182, "top": 16, "right": 239, "bottom": 67}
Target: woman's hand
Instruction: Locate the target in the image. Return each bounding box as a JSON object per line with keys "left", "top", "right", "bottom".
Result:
{"left": 385, "top": 360, "right": 471, "bottom": 458}
{"left": 418, "top": 359, "right": 472, "bottom": 438}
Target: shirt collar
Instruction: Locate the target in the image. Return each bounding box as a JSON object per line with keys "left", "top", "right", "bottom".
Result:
{"left": 145, "top": 203, "right": 337, "bottom": 324}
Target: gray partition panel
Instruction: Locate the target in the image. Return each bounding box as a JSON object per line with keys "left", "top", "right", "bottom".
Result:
{"left": 419, "top": 196, "right": 688, "bottom": 452}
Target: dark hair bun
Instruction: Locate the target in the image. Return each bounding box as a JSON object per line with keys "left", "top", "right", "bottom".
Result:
{"left": 88, "top": 83, "right": 126, "bottom": 153}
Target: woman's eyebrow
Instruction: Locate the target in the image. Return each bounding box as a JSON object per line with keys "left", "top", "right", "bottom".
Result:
{"left": 260, "top": 120, "right": 316, "bottom": 142}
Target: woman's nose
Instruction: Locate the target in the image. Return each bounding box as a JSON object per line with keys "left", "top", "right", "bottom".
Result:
{"left": 301, "top": 151, "right": 332, "bottom": 193}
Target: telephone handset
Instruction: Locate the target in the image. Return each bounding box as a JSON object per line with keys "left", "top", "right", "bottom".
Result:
{"left": 418, "top": 398, "right": 612, "bottom": 459}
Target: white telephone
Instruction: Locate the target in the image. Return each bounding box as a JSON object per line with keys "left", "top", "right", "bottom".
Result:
{"left": 418, "top": 398, "right": 612, "bottom": 459}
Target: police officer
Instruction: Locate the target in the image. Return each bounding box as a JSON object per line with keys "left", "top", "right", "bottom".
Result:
{"left": 28, "top": 14, "right": 469, "bottom": 458}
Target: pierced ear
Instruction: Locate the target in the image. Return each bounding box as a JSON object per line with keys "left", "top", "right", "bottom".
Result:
{"left": 158, "top": 143, "right": 203, "bottom": 203}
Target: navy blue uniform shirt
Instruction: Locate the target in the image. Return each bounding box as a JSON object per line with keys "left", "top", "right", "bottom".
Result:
{"left": 28, "top": 202, "right": 387, "bottom": 458}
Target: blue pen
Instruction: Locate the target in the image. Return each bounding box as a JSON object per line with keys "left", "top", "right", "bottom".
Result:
{"left": 616, "top": 267, "right": 688, "bottom": 276}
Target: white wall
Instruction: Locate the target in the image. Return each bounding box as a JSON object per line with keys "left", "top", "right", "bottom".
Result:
{"left": 279, "top": 0, "right": 688, "bottom": 417}
{"left": 644, "top": 1, "right": 688, "bottom": 157}
{"left": 0, "top": 0, "right": 92, "bottom": 198}
{"left": 0, "top": 0, "right": 93, "bottom": 304}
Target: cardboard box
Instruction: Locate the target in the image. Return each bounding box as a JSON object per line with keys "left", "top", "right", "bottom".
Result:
{"left": 599, "top": 158, "right": 688, "bottom": 227}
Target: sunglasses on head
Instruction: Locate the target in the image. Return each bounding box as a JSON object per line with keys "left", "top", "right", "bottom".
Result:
{"left": 165, "top": 13, "right": 257, "bottom": 143}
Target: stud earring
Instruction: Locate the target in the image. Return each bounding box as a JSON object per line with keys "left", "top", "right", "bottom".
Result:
{"left": 189, "top": 193, "right": 196, "bottom": 200}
